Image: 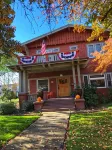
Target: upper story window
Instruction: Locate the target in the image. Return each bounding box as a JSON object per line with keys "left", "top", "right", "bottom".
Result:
{"left": 87, "top": 42, "right": 104, "bottom": 58}
{"left": 69, "top": 45, "right": 77, "bottom": 51}
{"left": 36, "top": 47, "right": 60, "bottom": 55}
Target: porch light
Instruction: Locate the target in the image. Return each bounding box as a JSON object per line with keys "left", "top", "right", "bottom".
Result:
{"left": 60, "top": 74, "right": 63, "bottom": 77}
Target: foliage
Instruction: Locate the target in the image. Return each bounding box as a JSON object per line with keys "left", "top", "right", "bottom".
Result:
{"left": 0, "top": 115, "right": 39, "bottom": 148}
{"left": 83, "top": 84, "right": 99, "bottom": 107}
{"left": 66, "top": 110, "right": 112, "bottom": 150}
{"left": 0, "top": 102, "right": 17, "bottom": 115}
{"left": 93, "top": 38, "right": 112, "bottom": 72}
{"left": 0, "top": 0, "right": 22, "bottom": 68}
{"left": 1, "top": 88, "right": 17, "bottom": 101}
{"left": 21, "top": 101, "right": 34, "bottom": 112}
{"left": 37, "top": 89, "right": 44, "bottom": 99}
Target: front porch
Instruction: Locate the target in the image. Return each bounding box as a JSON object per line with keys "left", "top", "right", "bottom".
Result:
{"left": 9, "top": 57, "right": 88, "bottom": 107}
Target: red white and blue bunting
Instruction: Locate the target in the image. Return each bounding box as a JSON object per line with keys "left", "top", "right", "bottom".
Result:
{"left": 20, "top": 56, "right": 37, "bottom": 64}
{"left": 58, "top": 51, "right": 77, "bottom": 61}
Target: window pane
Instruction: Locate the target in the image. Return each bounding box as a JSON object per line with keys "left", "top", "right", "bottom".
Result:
{"left": 84, "top": 76, "right": 88, "bottom": 85}
{"left": 96, "top": 44, "right": 102, "bottom": 52}
{"left": 38, "top": 80, "right": 48, "bottom": 91}
{"left": 107, "top": 74, "right": 112, "bottom": 87}
{"left": 88, "top": 45, "right": 94, "bottom": 57}
{"left": 90, "top": 79, "right": 105, "bottom": 87}
{"left": 90, "top": 75, "right": 104, "bottom": 78}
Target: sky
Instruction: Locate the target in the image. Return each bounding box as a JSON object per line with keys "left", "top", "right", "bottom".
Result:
{"left": 12, "top": 1, "right": 71, "bottom": 43}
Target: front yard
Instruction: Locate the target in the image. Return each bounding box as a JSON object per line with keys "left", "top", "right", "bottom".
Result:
{"left": 66, "top": 106, "right": 112, "bottom": 150}
{"left": 0, "top": 115, "right": 39, "bottom": 148}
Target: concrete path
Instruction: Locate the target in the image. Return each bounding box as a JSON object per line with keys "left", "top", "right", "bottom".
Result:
{"left": 4, "top": 111, "right": 70, "bottom": 150}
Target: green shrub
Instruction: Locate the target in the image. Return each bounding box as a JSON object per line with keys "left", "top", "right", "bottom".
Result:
{"left": 21, "top": 101, "right": 34, "bottom": 112}
{"left": 1, "top": 88, "right": 17, "bottom": 101}
{"left": 0, "top": 102, "right": 17, "bottom": 115}
{"left": 83, "top": 84, "right": 99, "bottom": 108}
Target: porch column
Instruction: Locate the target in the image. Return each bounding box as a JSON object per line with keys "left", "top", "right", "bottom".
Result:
{"left": 19, "top": 70, "right": 28, "bottom": 109}
{"left": 19, "top": 71, "right": 23, "bottom": 93}
{"left": 77, "top": 63, "right": 82, "bottom": 88}
{"left": 72, "top": 61, "right": 76, "bottom": 89}
{"left": 23, "top": 71, "right": 28, "bottom": 93}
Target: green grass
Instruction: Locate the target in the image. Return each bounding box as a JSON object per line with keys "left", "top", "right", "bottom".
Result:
{"left": 0, "top": 115, "right": 39, "bottom": 148}
{"left": 66, "top": 109, "right": 112, "bottom": 150}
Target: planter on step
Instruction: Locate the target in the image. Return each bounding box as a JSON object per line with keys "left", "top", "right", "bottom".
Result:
{"left": 33, "top": 100, "right": 44, "bottom": 111}
{"left": 74, "top": 99, "right": 85, "bottom": 110}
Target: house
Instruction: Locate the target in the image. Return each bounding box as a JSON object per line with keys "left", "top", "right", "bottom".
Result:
{"left": 9, "top": 24, "right": 112, "bottom": 105}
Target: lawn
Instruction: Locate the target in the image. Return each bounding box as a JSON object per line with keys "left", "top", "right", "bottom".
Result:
{"left": 66, "top": 108, "right": 112, "bottom": 150}
{"left": 0, "top": 115, "right": 39, "bottom": 148}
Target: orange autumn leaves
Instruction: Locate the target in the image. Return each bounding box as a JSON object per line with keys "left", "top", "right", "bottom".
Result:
{"left": 93, "top": 38, "right": 112, "bottom": 72}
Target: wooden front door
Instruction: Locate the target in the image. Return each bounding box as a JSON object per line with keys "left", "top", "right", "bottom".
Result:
{"left": 58, "top": 77, "right": 70, "bottom": 97}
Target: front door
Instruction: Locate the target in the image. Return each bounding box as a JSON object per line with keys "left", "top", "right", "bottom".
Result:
{"left": 58, "top": 77, "right": 70, "bottom": 97}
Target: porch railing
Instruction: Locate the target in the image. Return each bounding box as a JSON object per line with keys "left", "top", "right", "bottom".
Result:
{"left": 18, "top": 51, "right": 78, "bottom": 64}
{"left": 28, "top": 94, "right": 37, "bottom": 102}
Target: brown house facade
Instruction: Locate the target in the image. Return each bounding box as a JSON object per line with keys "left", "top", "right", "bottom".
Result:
{"left": 9, "top": 24, "right": 112, "bottom": 102}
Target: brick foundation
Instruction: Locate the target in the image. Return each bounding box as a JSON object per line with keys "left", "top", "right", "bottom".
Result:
{"left": 19, "top": 93, "right": 28, "bottom": 109}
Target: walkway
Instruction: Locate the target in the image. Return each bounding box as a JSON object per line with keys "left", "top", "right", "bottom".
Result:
{"left": 4, "top": 98, "right": 74, "bottom": 150}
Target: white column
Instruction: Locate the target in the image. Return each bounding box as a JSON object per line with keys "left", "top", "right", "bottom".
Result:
{"left": 19, "top": 71, "right": 22, "bottom": 93}
{"left": 23, "top": 71, "right": 28, "bottom": 93}
{"left": 72, "top": 61, "right": 76, "bottom": 88}
{"left": 77, "top": 63, "right": 81, "bottom": 88}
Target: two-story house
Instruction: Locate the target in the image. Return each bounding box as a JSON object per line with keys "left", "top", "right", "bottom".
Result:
{"left": 9, "top": 24, "right": 112, "bottom": 104}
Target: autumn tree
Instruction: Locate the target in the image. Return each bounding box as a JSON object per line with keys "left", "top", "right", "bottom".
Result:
{"left": 0, "top": 0, "right": 22, "bottom": 69}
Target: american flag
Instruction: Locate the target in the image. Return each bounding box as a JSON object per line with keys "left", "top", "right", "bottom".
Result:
{"left": 41, "top": 40, "right": 46, "bottom": 55}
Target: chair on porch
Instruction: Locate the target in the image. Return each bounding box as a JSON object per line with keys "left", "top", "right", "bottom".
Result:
{"left": 47, "top": 91, "right": 54, "bottom": 99}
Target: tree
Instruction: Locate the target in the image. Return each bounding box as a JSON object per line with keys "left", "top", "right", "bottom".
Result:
{"left": 0, "top": 0, "right": 22, "bottom": 65}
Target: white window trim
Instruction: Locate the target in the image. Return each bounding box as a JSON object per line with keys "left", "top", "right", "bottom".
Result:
{"left": 87, "top": 42, "right": 104, "bottom": 58}
{"left": 69, "top": 45, "right": 78, "bottom": 50}
{"left": 36, "top": 48, "right": 60, "bottom": 55}
{"left": 83, "top": 74, "right": 106, "bottom": 88}
{"left": 105, "top": 72, "right": 112, "bottom": 88}
{"left": 37, "top": 78, "right": 49, "bottom": 92}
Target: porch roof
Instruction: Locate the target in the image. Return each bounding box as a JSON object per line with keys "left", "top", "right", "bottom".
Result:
{"left": 8, "top": 57, "right": 89, "bottom": 73}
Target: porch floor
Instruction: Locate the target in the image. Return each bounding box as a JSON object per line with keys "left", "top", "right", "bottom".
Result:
{"left": 42, "top": 97, "right": 74, "bottom": 112}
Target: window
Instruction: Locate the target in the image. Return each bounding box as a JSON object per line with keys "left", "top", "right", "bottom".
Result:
{"left": 48, "top": 54, "right": 60, "bottom": 62}
{"left": 37, "top": 79, "right": 49, "bottom": 91}
{"left": 83, "top": 74, "right": 106, "bottom": 88}
{"left": 70, "top": 45, "right": 77, "bottom": 50}
{"left": 83, "top": 75, "right": 89, "bottom": 85}
{"left": 106, "top": 73, "right": 112, "bottom": 87}
{"left": 36, "top": 48, "right": 60, "bottom": 55}
{"left": 87, "top": 43, "right": 104, "bottom": 58}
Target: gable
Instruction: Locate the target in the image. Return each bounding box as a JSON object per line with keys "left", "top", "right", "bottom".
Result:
{"left": 26, "top": 28, "right": 92, "bottom": 49}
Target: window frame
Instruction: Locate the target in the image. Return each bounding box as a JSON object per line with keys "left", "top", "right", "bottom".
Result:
{"left": 87, "top": 42, "right": 104, "bottom": 58}
{"left": 36, "top": 48, "right": 60, "bottom": 55}
{"left": 83, "top": 74, "right": 106, "bottom": 88}
{"left": 37, "top": 78, "right": 49, "bottom": 92}
{"left": 69, "top": 45, "right": 78, "bottom": 51}
{"left": 105, "top": 72, "right": 112, "bottom": 88}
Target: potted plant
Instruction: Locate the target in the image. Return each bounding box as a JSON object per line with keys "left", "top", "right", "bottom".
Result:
{"left": 75, "top": 85, "right": 82, "bottom": 97}
{"left": 71, "top": 84, "right": 82, "bottom": 98}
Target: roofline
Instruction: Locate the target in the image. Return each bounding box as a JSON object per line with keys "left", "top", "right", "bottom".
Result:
{"left": 22, "top": 24, "right": 92, "bottom": 45}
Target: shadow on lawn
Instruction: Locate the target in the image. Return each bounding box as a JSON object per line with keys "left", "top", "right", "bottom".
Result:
{"left": 2, "top": 111, "right": 69, "bottom": 150}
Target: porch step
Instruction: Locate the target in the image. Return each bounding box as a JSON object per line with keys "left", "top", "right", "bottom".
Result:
{"left": 42, "top": 97, "right": 74, "bottom": 112}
